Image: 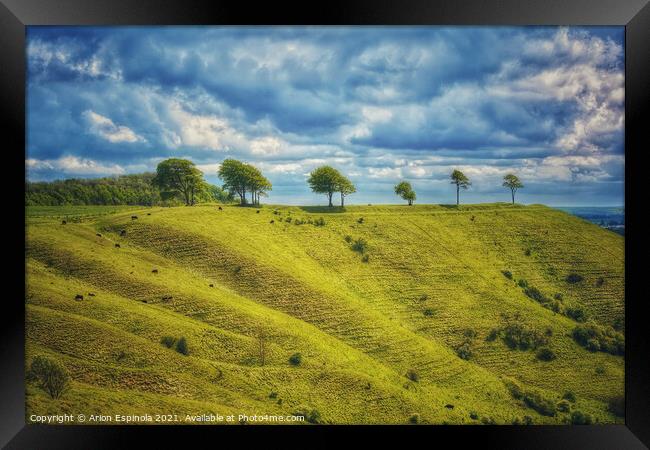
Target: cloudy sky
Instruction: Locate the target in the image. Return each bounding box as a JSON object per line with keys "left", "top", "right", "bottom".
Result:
{"left": 26, "top": 26, "right": 624, "bottom": 206}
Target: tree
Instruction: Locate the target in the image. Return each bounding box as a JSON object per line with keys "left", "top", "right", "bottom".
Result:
{"left": 337, "top": 175, "right": 356, "bottom": 207}
{"left": 27, "top": 356, "right": 70, "bottom": 399}
{"left": 152, "top": 159, "right": 206, "bottom": 206}
{"left": 450, "top": 169, "right": 471, "bottom": 206}
{"left": 218, "top": 159, "right": 250, "bottom": 205}
{"left": 307, "top": 166, "right": 345, "bottom": 207}
{"left": 245, "top": 164, "right": 272, "bottom": 206}
{"left": 394, "top": 181, "right": 416, "bottom": 206}
{"left": 502, "top": 174, "right": 524, "bottom": 204}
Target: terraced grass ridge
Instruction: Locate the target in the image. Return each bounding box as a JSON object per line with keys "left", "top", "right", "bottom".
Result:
{"left": 25, "top": 203, "right": 624, "bottom": 425}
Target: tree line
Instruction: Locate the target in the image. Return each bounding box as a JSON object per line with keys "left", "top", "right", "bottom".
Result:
{"left": 26, "top": 157, "right": 525, "bottom": 207}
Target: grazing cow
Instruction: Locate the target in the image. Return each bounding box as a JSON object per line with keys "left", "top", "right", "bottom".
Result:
{"left": 256, "top": 210, "right": 260, "bottom": 214}
{"left": 147, "top": 213, "right": 151, "bottom": 215}
{"left": 470, "top": 216, "right": 475, "bottom": 222}
{"left": 152, "top": 269, "right": 159, "bottom": 274}
{"left": 119, "top": 230, "right": 126, "bottom": 236}
{"left": 445, "top": 404, "right": 454, "bottom": 409}
{"left": 209, "top": 283, "right": 214, "bottom": 287}
{"left": 74, "top": 294, "right": 84, "bottom": 301}
{"left": 218, "top": 206, "right": 223, "bottom": 211}
{"left": 161, "top": 295, "right": 173, "bottom": 301}
{"left": 96, "top": 233, "right": 102, "bottom": 237}
{"left": 61, "top": 220, "right": 67, "bottom": 225}
{"left": 131, "top": 215, "right": 138, "bottom": 220}
{"left": 141, "top": 300, "right": 148, "bottom": 303}
{"left": 115, "top": 243, "right": 121, "bottom": 248}
{"left": 88, "top": 293, "right": 96, "bottom": 297}
{"left": 270, "top": 220, "right": 274, "bottom": 224}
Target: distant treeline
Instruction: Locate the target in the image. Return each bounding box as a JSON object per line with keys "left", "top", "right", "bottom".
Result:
{"left": 25, "top": 173, "right": 233, "bottom": 206}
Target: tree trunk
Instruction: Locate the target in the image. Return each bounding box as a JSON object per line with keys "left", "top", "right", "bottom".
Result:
{"left": 456, "top": 184, "right": 459, "bottom": 206}
{"left": 408, "top": 199, "right": 412, "bottom": 206}
{"left": 328, "top": 192, "right": 333, "bottom": 207}
{"left": 512, "top": 189, "right": 515, "bottom": 204}
{"left": 341, "top": 192, "right": 344, "bottom": 207}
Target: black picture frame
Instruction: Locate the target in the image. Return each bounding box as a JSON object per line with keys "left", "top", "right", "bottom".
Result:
{"left": 2, "top": 0, "right": 648, "bottom": 448}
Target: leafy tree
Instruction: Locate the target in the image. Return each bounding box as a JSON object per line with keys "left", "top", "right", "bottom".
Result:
{"left": 27, "top": 356, "right": 70, "bottom": 399}
{"left": 307, "top": 166, "right": 345, "bottom": 207}
{"left": 218, "top": 159, "right": 272, "bottom": 206}
{"left": 337, "top": 175, "right": 356, "bottom": 207}
{"left": 450, "top": 169, "right": 471, "bottom": 206}
{"left": 218, "top": 159, "right": 250, "bottom": 205}
{"left": 394, "top": 181, "right": 416, "bottom": 205}
{"left": 503, "top": 174, "right": 524, "bottom": 204}
{"left": 152, "top": 158, "right": 206, "bottom": 206}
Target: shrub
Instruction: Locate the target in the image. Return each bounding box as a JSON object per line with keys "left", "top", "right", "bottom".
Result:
{"left": 486, "top": 328, "right": 499, "bottom": 341}
{"left": 160, "top": 336, "right": 176, "bottom": 348}
{"left": 554, "top": 293, "right": 563, "bottom": 301}
{"left": 419, "top": 294, "right": 429, "bottom": 302}
{"left": 456, "top": 342, "right": 473, "bottom": 360}
{"left": 481, "top": 416, "right": 496, "bottom": 425}
{"left": 518, "top": 279, "right": 528, "bottom": 288}
{"left": 502, "top": 322, "right": 548, "bottom": 351}
{"left": 351, "top": 238, "right": 368, "bottom": 254}
{"left": 285, "top": 216, "right": 292, "bottom": 223}
{"left": 409, "top": 413, "right": 420, "bottom": 424}
{"left": 361, "top": 254, "right": 370, "bottom": 263}
{"left": 314, "top": 217, "right": 326, "bottom": 227}
{"left": 566, "top": 273, "right": 584, "bottom": 284}
{"left": 27, "top": 356, "right": 70, "bottom": 399}
{"left": 557, "top": 399, "right": 571, "bottom": 413}
{"left": 289, "top": 353, "right": 302, "bottom": 366}
{"left": 562, "top": 391, "right": 577, "bottom": 403}
{"left": 269, "top": 391, "right": 278, "bottom": 399}
{"left": 175, "top": 337, "right": 189, "bottom": 355}
{"left": 469, "top": 411, "right": 479, "bottom": 420}
{"left": 595, "top": 365, "right": 606, "bottom": 375}
{"left": 524, "top": 248, "right": 532, "bottom": 256}
{"left": 502, "top": 270, "right": 513, "bottom": 280}
{"left": 344, "top": 235, "right": 352, "bottom": 243}
{"left": 571, "top": 410, "right": 593, "bottom": 425}
{"left": 572, "top": 322, "right": 624, "bottom": 355}
{"left": 357, "top": 217, "right": 364, "bottom": 224}
{"left": 522, "top": 390, "right": 556, "bottom": 416}
{"left": 423, "top": 308, "right": 435, "bottom": 317}
{"left": 566, "top": 306, "right": 587, "bottom": 322}
{"left": 536, "top": 347, "right": 556, "bottom": 361}
{"left": 406, "top": 369, "right": 419, "bottom": 382}
{"left": 523, "top": 286, "right": 549, "bottom": 304}
{"left": 607, "top": 395, "right": 625, "bottom": 417}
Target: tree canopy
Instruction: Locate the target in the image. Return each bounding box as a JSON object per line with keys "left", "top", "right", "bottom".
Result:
{"left": 450, "top": 169, "right": 471, "bottom": 205}
{"left": 308, "top": 166, "right": 355, "bottom": 207}
{"left": 394, "top": 181, "right": 416, "bottom": 206}
{"left": 218, "top": 159, "right": 272, "bottom": 206}
{"left": 152, "top": 158, "right": 206, "bottom": 206}
{"left": 502, "top": 174, "right": 524, "bottom": 204}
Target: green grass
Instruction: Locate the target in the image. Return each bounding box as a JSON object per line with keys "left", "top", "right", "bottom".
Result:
{"left": 25, "top": 203, "right": 624, "bottom": 424}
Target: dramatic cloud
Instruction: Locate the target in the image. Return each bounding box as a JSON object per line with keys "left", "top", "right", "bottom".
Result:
{"left": 26, "top": 26, "right": 625, "bottom": 205}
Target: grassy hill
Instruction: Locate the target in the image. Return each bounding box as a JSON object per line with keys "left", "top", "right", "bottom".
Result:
{"left": 25, "top": 203, "right": 625, "bottom": 424}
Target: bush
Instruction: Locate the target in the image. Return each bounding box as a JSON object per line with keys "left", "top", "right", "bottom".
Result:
{"left": 269, "top": 391, "right": 278, "bottom": 399}
{"left": 289, "top": 353, "right": 302, "bottom": 366}
{"left": 566, "top": 273, "right": 584, "bottom": 284}
{"left": 502, "top": 322, "right": 548, "bottom": 351}
{"left": 572, "top": 322, "right": 624, "bottom": 355}
{"left": 314, "top": 217, "right": 326, "bottom": 227}
{"left": 571, "top": 410, "right": 593, "bottom": 425}
{"left": 423, "top": 308, "right": 435, "bottom": 317}
{"left": 607, "top": 395, "right": 625, "bottom": 418}
{"left": 522, "top": 390, "right": 556, "bottom": 417}
{"left": 518, "top": 279, "right": 528, "bottom": 288}
{"left": 486, "top": 328, "right": 499, "bottom": 341}
{"left": 27, "top": 356, "right": 70, "bottom": 399}
{"left": 502, "top": 270, "right": 513, "bottom": 279}
{"left": 285, "top": 216, "right": 292, "bottom": 223}
{"left": 406, "top": 369, "right": 419, "bottom": 382}
{"left": 566, "top": 306, "right": 587, "bottom": 322}
{"left": 456, "top": 342, "right": 473, "bottom": 360}
{"left": 344, "top": 235, "right": 352, "bottom": 243}
{"left": 361, "top": 254, "right": 370, "bottom": 263}
{"left": 409, "top": 413, "right": 420, "bottom": 424}
{"left": 562, "top": 391, "right": 577, "bottom": 403}
{"left": 554, "top": 293, "right": 563, "bottom": 301}
{"left": 469, "top": 411, "right": 479, "bottom": 420}
{"left": 557, "top": 399, "right": 571, "bottom": 413}
{"left": 160, "top": 336, "right": 176, "bottom": 348}
{"left": 523, "top": 286, "right": 549, "bottom": 304}
{"left": 357, "top": 217, "right": 364, "bottom": 224}
{"left": 175, "top": 337, "right": 189, "bottom": 355}
{"left": 536, "top": 347, "right": 556, "bottom": 361}
{"left": 524, "top": 248, "right": 531, "bottom": 256}
{"left": 351, "top": 238, "right": 368, "bottom": 254}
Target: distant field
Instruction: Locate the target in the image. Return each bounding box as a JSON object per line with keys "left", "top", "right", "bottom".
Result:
{"left": 25, "top": 203, "right": 624, "bottom": 424}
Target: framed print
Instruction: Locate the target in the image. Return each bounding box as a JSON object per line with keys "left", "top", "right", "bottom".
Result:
{"left": 2, "top": 0, "right": 649, "bottom": 447}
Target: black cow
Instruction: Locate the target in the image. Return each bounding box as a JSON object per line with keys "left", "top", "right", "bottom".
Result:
{"left": 74, "top": 294, "right": 84, "bottom": 301}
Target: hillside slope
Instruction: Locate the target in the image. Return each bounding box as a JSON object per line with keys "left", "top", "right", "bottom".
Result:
{"left": 25, "top": 203, "right": 625, "bottom": 424}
